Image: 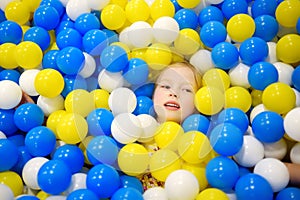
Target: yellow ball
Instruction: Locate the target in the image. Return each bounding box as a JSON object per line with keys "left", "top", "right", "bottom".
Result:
{"left": 34, "top": 69, "right": 65, "bottom": 98}
{"left": 182, "top": 162, "right": 208, "bottom": 191}
{"left": 178, "top": 131, "right": 212, "bottom": 164}
{"left": 79, "top": 135, "right": 94, "bottom": 165}
{"left": 22, "top": 0, "right": 41, "bottom": 13}
{"left": 15, "top": 41, "right": 43, "bottom": 69}
{"left": 174, "top": 28, "right": 201, "bottom": 55}
{"left": 149, "top": 149, "right": 181, "bottom": 182}
{"left": 0, "top": 171, "right": 23, "bottom": 197}
{"left": 177, "top": 0, "right": 201, "bottom": 9}
{"left": 110, "top": 0, "right": 128, "bottom": 9}
{"left": 46, "top": 110, "right": 67, "bottom": 138}
{"left": 194, "top": 86, "right": 225, "bottom": 115}
{"left": 154, "top": 121, "right": 184, "bottom": 151}
{"left": 118, "top": 143, "right": 149, "bottom": 176}
{"left": 125, "top": 0, "right": 150, "bottom": 23}
{"left": 276, "top": 34, "right": 300, "bottom": 64}
{"left": 56, "top": 113, "right": 88, "bottom": 144}
{"left": 150, "top": 0, "right": 175, "bottom": 21}
{"left": 111, "top": 42, "right": 131, "bottom": 58}
{"left": 36, "top": 190, "right": 51, "bottom": 200}
{"left": 5, "top": 1, "right": 30, "bottom": 25}
{"left": 145, "top": 43, "right": 172, "bottom": 70}
{"left": 91, "top": 89, "right": 110, "bottom": 110}
{"left": 0, "top": 43, "right": 18, "bottom": 69}
{"left": 64, "top": 89, "right": 95, "bottom": 117}
{"left": 202, "top": 68, "right": 231, "bottom": 92}
{"left": 196, "top": 188, "right": 229, "bottom": 200}
{"left": 262, "top": 82, "right": 296, "bottom": 114}
{"left": 251, "top": 89, "right": 263, "bottom": 107}
{"left": 275, "top": 0, "right": 300, "bottom": 28}
{"left": 101, "top": 4, "right": 126, "bottom": 30}
{"left": 225, "top": 86, "right": 252, "bottom": 112}
{"left": 226, "top": 14, "right": 255, "bottom": 42}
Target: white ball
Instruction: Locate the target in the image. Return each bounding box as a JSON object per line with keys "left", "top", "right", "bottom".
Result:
{"left": 22, "top": 157, "right": 49, "bottom": 190}
{"left": 0, "top": 0, "right": 13, "bottom": 11}
{"left": 266, "top": 42, "right": 278, "bottom": 63}
{"left": 165, "top": 169, "right": 199, "bottom": 200}
{"left": 143, "top": 187, "right": 168, "bottom": 200}
{"left": 79, "top": 52, "right": 96, "bottom": 78}
{"left": 290, "top": 142, "right": 300, "bottom": 164}
{"left": 293, "top": 88, "right": 300, "bottom": 107}
{"left": 98, "top": 69, "right": 124, "bottom": 93}
{"left": 152, "top": 16, "right": 179, "bottom": 44}
{"left": 137, "top": 114, "right": 159, "bottom": 143}
{"left": 284, "top": 107, "right": 300, "bottom": 142}
{"left": 64, "top": 173, "right": 87, "bottom": 195}
{"left": 86, "top": 0, "right": 109, "bottom": 10}
{"left": 254, "top": 158, "right": 289, "bottom": 192}
{"left": 249, "top": 104, "right": 268, "bottom": 123}
{"left": 190, "top": 49, "right": 214, "bottom": 75}
{"left": 111, "top": 113, "right": 143, "bottom": 144}
{"left": 19, "top": 69, "right": 40, "bottom": 96}
{"left": 119, "top": 27, "right": 134, "bottom": 49}
{"left": 0, "top": 80, "right": 22, "bottom": 109}
{"left": 66, "top": 0, "right": 90, "bottom": 21}
{"left": 205, "top": 0, "right": 224, "bottom": 4}
{"left": 59, "top": 0, "right": 68, "bottom": 6}
{"left": 109, "top": 87, "right": 137, "bottom": 116}
{"left": 0, "top": 184, "right": 14, "bottom": 200}
{"left": 233, "top": 135, "right": 264, "bottom": 167}
{"left": 273, "top": 62, "right": 294, "bottom": 85}
{"left": 45, "top": 196, "right": 66, "bottom": 200}
{"left": 128, "top": 21, "right": 153, "bottom": 48}
{"left": 229, "top": 62, "right": 250, "bottom": 88}
{"left": 263, "top": 138, "right": 287, "bottom": 160}
{"left": 0, "top": 131, "right": 6, "bottom": 139}
{"left": 37, "top": 95, "right": 64, "bottom": 117}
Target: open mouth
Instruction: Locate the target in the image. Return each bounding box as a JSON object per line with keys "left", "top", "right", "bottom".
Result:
{"left": 164, "top": 102, "right": 180, "bottom": 110}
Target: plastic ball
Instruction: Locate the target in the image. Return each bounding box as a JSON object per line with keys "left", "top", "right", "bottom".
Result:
{"left": 0, "top": 43, "right": 18, "bottom": 69}
{"left": 0, "top": 139, "right": 18, "bottom": 171}
{"left": 174, "top": 8, "right": 198, "bottom": 30}
{"left": 233, "top": 135, "right": 264, "bottom": 167}
{"left": 24, "top": 26, "right": 51, "bottom": 51}
{"left": 284, "top": 107, "right": 300, "bottom": 141}
{"left": 128, "top": 21, "right": 153, "bottom": 48}
{"left": 74, "top": 13, "right": 100, "bottom": 35}
{"left": 56, "top": 112, "right": 88, "bottom": 144}
{"left": 0, "top": 20, "right": 23, "bottom": 44}
{"left": 90, "top": 89, "right": 109, "bottom": 110}
{"left": 264, "top": 138, "right": 287, "bottom": 160}
{"left": 136, "top": 114, "right": 158, "bottom": 143}
{"left": 174, "top": 28, "right": 201, "bottom": 55}
{"left": 133, "top": 96, "right": 154, "bottom": 116}
{"left": 0, "top": 184, "right": 14, "bottom": 200}
{"left": 143, "top": 187, "right": 168, "bottom": 200}
{"left": 226, "top": 13, "right": 255, "bottom": 42}
{"left": 134, "top": 82, "right": 155, "bottom": 98}
{"left": 123, "top": 58, "right": 149, "bottom": 85}
{"left": 273, "top": 62, "right": 294, "bottom": 85}
{"left": 0, "top": 171, "right": 23, "bottom": 196}
{"left": 67, "top": 189, "right": 98, "bottom": 200}
{"left": 202, "top": 68, "right": 230, "bottom": 92}
{"left": 251, "top": 0, "right": 277, "bottom": 18}
{"left": 100, "top": 45, "right": 128, "bottom": 72}
{"left": 19, "top": 69, "right": 40, "bottom": 96}
{"left": 65, "top": 0, "right": 90, "bottom": 21}
{"left": 61, "top": 74, "right": 88, "bottom": 97}
{"left": 37, "top": 95, "right": 65, "bottom": 117}
{"left": 109, "top": 87, "right": 137, "bottom": 115}
{"left": 11, "top": 145, "right": 33, "bottom": 175}
{"left": 112, "top": 187, "right": 143, "bottom": 200}
{"left": 266, "top": 41, "right": 278, "bottom": 63}
{"left": 56, "top": 28, "right": 82, "bottom": 49}
{"left": 248, "top": 61, "right": 278, "bottom": 91}
{"left": 64, "top": 172, "right": 87, "bottom": 195}
{"left": 205, "top": 156, "right": 239, "bottom": 192}
{"left": 276, "top": 34, "right": 300, "bottom": 64}
{"left": 15, "top": 41, "right": 43, "bottom": 69}
{"left": 55, "top": 20, "right": 75, "bottom": 36}
{"left": 0, "top": 109, "right": 18, "bottom": 136}
{"left": 38, "top": 159, "right": 72, "bottom": 195}
{"left": 149, "top": 149, "right": 181, "bottom": 182}
{"left": 200, "top": 21, "right": 226, "bottom": 48}
{"left": 224, "top": 86, "right": 252, "bottom": 112}
{"left": 40, "top": 0, "right": 65, "bottom": 17}
{"left": 125, "top": 0, "right": 150, "bottom": 23}
{"left": 211, "top": 41, "right": 239, "bottom": 70}
{"left": 97, "top": 69, "right": 124, "bottom": 93}
{"left": 0, "top": 80, "right": 22, "bottom": 109}
{"left": 150, "top": 0, "right": 175, "bottom": 21}
{"left": 101, "top": 4, "right": 126, "bottom": 30}
{"left": 82, "top": 29, "right": 108, "bottom": 56}
{"left": 254, "top": 15, "right": 278, "bottom": 42}
{"left": 275, "top": 0, "right": 300, "bottom": 28}
{"left": 120, "top": 175, "right": 143, "bottom": 193}
{"left": 86, "top": 0, "right": 110, "bottom": 10}
{"left": 198, "top": 5, "right": 224, "bottom": 27}
{"left": 239, "top": 37, "right": 269, "bottom": 66}
{"left": 14, "top": 103, "right": 44, "bottom": 132}
{"left": 291, "top": 142, "right": 300, "bottom": 164}
{"left": 292, "top": 66, "right": 300, "bottom": 91}
{"left": 276, "top": 187, "right": 300, "bottom": 200}
{"left": 221, "top": 0, "right": 248, "bottom": 20}
{"left": 254, "top": 158, "right": 289, "bottom": 192}
{"left": 235, "top": 173, "right": 273, "bottom": 200}
{"left": 86, "top": 164, "right": 121, "bottom": 198}
{"left": 262, "top": 82, "right": 296, "bottom": 114}
{"left": 4, "top": 1, "right": 30, "bottom": 25}
{"left": 86, "top": 108, "right": 113, "bottom": 136}
{"left": 42, "top": 50, "right": 60, "bottom": 71}
{"left": 196, "top": 188, "right": 229, "bottom": 200}
{"left": 33, "top": 5, "right": 60, "bottom": 30}
{"left": 145, "top": 43, "right": 172, "bottom": 70}
{"left": 182, "top": 113, "right": 210, "bottom": 134}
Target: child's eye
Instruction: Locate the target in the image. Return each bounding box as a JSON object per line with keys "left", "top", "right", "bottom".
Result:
{"left": 160, "top": 85, "right": 171, "bottom": 89}
{"left": 183, "top": 88, "right": 192, "bottom": 93}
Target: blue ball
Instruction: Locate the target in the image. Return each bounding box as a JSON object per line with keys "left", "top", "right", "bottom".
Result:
{"left": 133, "top": 96, "right": 154, "bottom": 116}
{"left": 0, "top": 69, "right": 20, "bottom": 83}
{"left": 292, "top": 66, "right": 300, "bottom": 92}
{"left": 56, "top": 47, "right": 85, "bottom": 75}
{"left": 8, "top": 134, "right": 25, "bottom": 146}
{"left": 198, "top": 5, "right": 224, "bottom": 27}
{"left": 40, "top": 0, "right": 65, "bottom": 17}
{"left": 33, "top": 5, "right": 60, "bottom": 31}
{"left": 235, "top": 173, "right": 273, "bottom": 200}
{"left": 11, "top": 146, "right": 32, "bottom": 175}
{"left": 86, "top": 135, "right": 119, "bottom": 166}
{"left": 53, "top": 144, "right": 84, "bottom": 174}
{"left": 55, "top": 20, "right": 74, "bottom": 36}
{"left": 100, "top": 45, "right": 128, "bottom": 72}
{"left": 25, "top": 126, "right": 56, "bottom": 157}
{"left": 248, "top": 61, "right": 278, "bottom": 90}
{"left": 61, "top": 74, "right": 87, "bottom": 97}
{"left": 111, "top": 187, "right": 144, "bottom": 200}
{"left": 217, "top": 108, "right": 249, "bottom": 133}
{"left": 87, "top": 164, "right": 121, "bottom": 198}
{"left": 123, "top": 58, "right": 149, "bottom": 85}
{"left": 221, "top": 0, "right": 248, "bottom": 19}
{"left": 23, "top": 26, "right": 51, "bottom": 51}
{"left": 74, "top": 13, "right": 100, "bottom": 35}
{"left": 251, "top": 0, "right": 277, "bottom": 18}
{"left": 42, "top": 50, "right": 60, "bottom": 70}
{"left": 170, "top": 0, "right": 183, "bottom": 12}
{"left": 174, "top": 8, "right": 198, "bottom": 30}
{"left": 67, "top": 189, "right": 98, "bottom": 200}
{"left": 14, "top": 103, "right": 44, "bottom": 132}
{"left": 120, "top": 175, "right": 144, "bottom": 194}
{"left": 239, "top": 37, "right": 269, "bottom": 66}
{"left": 252, "top": 111, "right": 285, "bottom": 143}
{"left": 83, "top": 29, "right": 109, "bottom": 56}
{"left": 276, "top": 187, "right": 300, "bottom": 200}
{"left": 134, "top": 83, "right": 154, "bottom": 98}
{"left": 0, "top": 139, "right": 18, "bottom": 172}
{"left": 254, "top": 15, "right": 279, "bottom": 42}
{"left": 206, "top": 156, "right": 239, "bottom": 192}
{"left": 56, "top": 28, "right": 82, "bottom": 49}
{"left": 209, "top": 123, "right": 244, "bottom": 156}
{"left": 0, "top": 20, "right": 22, "bottom": 44}
{"left": 200, "top": 21, "right": 227, "bottom": 48}
{"left": 211, "top": 42, "right": 239, "bottom": 70}
{"left": 16, "top": 195, "right": 40, "bottom": 200}
{"left": 297, "top": 18, "right": 300, "bottom": 34}
{"left": 86, "top": 108, "right": 114, "bottom": 136}
{"left": 0, "top": 9, "right": 5, "bottom": 23}
{"left": 86, "top": 76, "right": 99, "bottom": 92}
{"left": 38, "top": 159, "right": 72, "bottom": 195}
{"left": 0, "top": 109, "right": 18, "bottom": 136}
{"left": 182, "top": 113, "right": 210, "bottom": 134}
{"left": 102, "top": 29, "right": 119, "bottom": 44}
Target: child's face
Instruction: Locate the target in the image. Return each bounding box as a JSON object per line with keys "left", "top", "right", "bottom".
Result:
{"left": 153, "top": 65, "right": 198, "bottom": 124}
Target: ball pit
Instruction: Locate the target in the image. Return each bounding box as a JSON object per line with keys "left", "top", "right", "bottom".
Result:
{"left": 0, "top": 0, "right": 299, "bottom": 199}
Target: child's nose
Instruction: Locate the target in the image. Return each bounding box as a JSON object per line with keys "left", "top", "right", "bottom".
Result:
{"left": 169, "top": 92, "right": 178, "bottom": 98}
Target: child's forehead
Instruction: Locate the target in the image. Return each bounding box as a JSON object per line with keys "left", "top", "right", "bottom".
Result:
{"left": 158, "top": 66, "right": 194, "bottom": 80}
